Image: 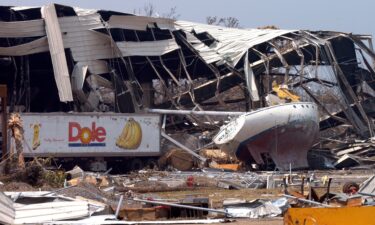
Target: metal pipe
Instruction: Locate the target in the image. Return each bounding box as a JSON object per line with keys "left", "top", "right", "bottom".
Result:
{"left": 283, "top": 194, "right": 333, "bottom": 207}
{"left": 300, "top": 176, "right": 305, "bottom": 195}
{"left": 358, "top": 192, "right": 375, "bottom": 197}
{"left": 325, "top": 178, "right": 332, "bottom": 204}
{"left": 147, "top": 108, "right": 244, "bottom": 116}
{"left": 132, "top": 198, "right": 228, "bottom": 215}
{"left": 115, "top": 195, "right": 124, "bottom": 218}
{"left": 104, "top": 167, "right": 113, "bottom": 175}
{"left": 161, "top": 131, "right": 207, "bottom": 162}
{"left": 0, "top": 85, "right": 7, "bottom": 161}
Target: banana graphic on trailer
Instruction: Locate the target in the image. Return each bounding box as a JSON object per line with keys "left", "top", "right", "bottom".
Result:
{"left": 116, "top": 118, "right": 142, "bottom": 150}
{"left": 31, "top": 123, "right": 41, "bottom": 150}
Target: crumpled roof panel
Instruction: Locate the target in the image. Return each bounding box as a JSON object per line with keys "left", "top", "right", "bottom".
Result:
{"left": 175, "top": 20, "right": 296, "bottom": 66}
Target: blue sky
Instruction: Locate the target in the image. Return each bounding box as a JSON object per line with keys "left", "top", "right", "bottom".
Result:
{"left": 2, "top": 0, "right": 374, "bottom": 37}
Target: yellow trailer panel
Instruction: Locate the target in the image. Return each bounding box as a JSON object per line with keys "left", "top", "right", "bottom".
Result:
{"left": 284, "top": 206, "right": 375, "bottom": 225}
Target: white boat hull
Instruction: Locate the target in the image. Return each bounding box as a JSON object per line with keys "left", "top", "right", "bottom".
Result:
{"left": 213, "top": 102, "right": 319, "bottom": 170}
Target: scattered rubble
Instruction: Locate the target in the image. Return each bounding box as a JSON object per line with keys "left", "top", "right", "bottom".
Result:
{"left": 0, "top": 165, "right": 374, "bottom": 224}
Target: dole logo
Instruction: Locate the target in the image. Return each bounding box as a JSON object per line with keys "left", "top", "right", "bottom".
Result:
{"left": 68, "top": 122, "right": 106, "bottom": 147}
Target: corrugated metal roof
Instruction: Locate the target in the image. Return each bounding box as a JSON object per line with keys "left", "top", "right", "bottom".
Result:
{"left": 184, "top": 32, "right": 222, "bottom": 64}
{"left": 11, "top": 6, "right": 40, "bottom": 11}
{"left": 175, "top": 21, "right": 296, "bottom": 66}
{"left": 0, "top": 192, "right": 94, "bottom": 224}
{"left": 73, "top": 7, "right": 98, "bottom": 17}
{"left": 41, "top": 3, "right": 73, "bottom": 102}
{"left": 14, "top": 201, "right": 90, "bottom": 224}
{"left": 116, "top": 39, "right": 180, "bottom": 56}
{"left": 0, "top": 13, "right": 295, "bottom": 69}
{"left": 0, "top": 19, "right": 45, "bottom": 38}
{"left": 0, "top": 8, "right": 298, "bottom": 93}
{"left": 108, "top": 15, "right": 175, "bottom": 31}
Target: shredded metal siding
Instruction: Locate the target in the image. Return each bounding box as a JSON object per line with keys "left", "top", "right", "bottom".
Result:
{"left": 71, "top": 62, "right": 88, "bottom": 91}
{"left": 57, "top": 14, "right": 114, "bottom": 86}
{"left": 59, "top": 14, "right": 114, "bottom": 62}
{"left": 0, "top": 192, "right": 14, "bottom": 225}
{"left": 244, "top": 51, "right": 259, "bottom": 101}
{"left": 0, "top": 37, "right": 49, "bottom": 56}
{"left": 0, "top": 19, "right": 45, "bottom": 38}
{"left": 59, "top": 14, "right": 104, "bottom": 31}
{"left": 116, "top": 39, "right": 180, "bottom": 56}
{"left": 73, "top": 7, "right": 98, "bottom": 16}
{"left": 64, "top": 31, "right": 114, "bottom": 61}
{"left": 80, "top": 60, "right": 109, "bottom": 74}
{"left": 184, "top": 32, "right": 223, "bottom": 64}
{"left": 108, "top": 15, "right": 175, "bottom": 31}
{"left": 11, "top": 6, "right": 40, "bottom": 11}
{"left": 41, "top": 3, "right": 73, "bottom": 102}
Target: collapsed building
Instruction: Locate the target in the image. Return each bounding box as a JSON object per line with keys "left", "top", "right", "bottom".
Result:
{"left": 0, "top": 3, "right": 374, "bottom": 170}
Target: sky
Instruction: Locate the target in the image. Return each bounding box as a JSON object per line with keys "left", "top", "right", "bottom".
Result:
{"left": 1, "top": 0, "right": 374, "bottom": 37}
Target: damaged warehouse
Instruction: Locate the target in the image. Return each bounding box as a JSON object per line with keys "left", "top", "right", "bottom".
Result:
{"left": 0, "top": 3, "right": 373, "bottom": 172}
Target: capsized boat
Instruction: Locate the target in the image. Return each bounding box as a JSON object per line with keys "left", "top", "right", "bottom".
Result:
{"left": 213, "top": 102, "right": 319, "bottom": 170}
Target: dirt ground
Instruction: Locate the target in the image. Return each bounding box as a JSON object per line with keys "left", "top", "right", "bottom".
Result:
{"left": 148, "top": 187, "right": 282, "bottom": 209}
{"left": 218, "top": 218, "right": 283, "bottom": 225}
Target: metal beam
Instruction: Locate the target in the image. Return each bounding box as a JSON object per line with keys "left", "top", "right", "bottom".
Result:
{"left": 132, "top": 198, "right": 229, "bottom": 215}
{"left": 0, "top": 85, "right": 6, "bottom": 161}
{"left": 147, "top": 108, "right": 244, "bottom": 116}
{"left": 161, "top": 131, "right": 207, "bottom": 162}
{"left": 283, "top": 194, "right": 333, "bottom": 207}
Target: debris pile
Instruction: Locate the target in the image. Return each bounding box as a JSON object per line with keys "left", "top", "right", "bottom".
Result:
{"left": 313, "top": 126, "right": 375, "bottom": 169}
{"left": 0, "top": 2, "right": 375, "bottom": 225}
{"left": 1, "top": 165, "right": 374, "bottom": 224}
{"left": 0, "top": 3, "right": 373, "bottom": 170}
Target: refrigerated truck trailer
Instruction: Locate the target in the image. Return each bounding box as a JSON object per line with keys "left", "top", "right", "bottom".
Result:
{"left": 21, "top": 113, "right": 161, "bottom": 172}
